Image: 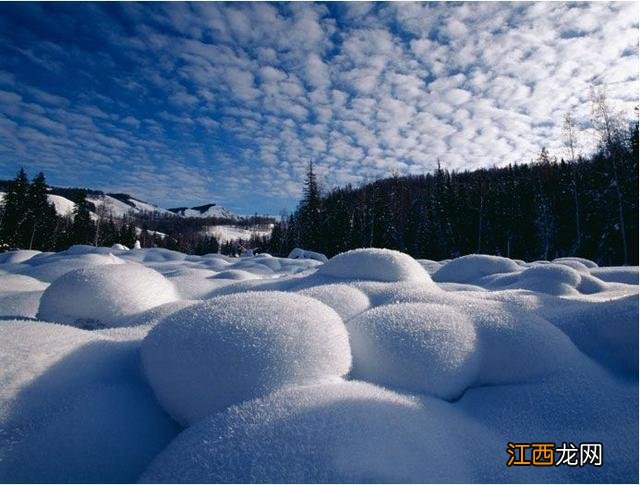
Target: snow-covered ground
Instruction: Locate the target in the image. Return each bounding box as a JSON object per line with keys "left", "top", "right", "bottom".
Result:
{"left": 0, "top": 247, "right": 637, "bottom": 483}
{"left": 204, "top": 224, "right": 273, "bottom": 243}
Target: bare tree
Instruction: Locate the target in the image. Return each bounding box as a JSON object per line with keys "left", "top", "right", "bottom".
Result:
{"left": 590, "top": 85, "right": 628, "bottom": 264}
{"left": 562, "top": 112, "right": 582, "bottom": 252}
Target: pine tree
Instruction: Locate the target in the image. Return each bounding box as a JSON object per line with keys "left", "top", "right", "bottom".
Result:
{"left": 297, "top": 160, "right": 322, "bottom": 250}
{"left": 25, "top": 172, "right": 58, "bottom": 250}
{"left": 0, "top": 168, "right": 30, "bottom": 248}
{"left": 70, "top": 190, "right": 96, "bottom": 246}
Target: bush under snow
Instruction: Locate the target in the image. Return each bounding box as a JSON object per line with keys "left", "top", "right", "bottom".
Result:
{"left": 141, "top": 291, "right": 351, "bottom": 425}
{"left": 37, "top": 263, "right": 179, "bottom": 328}
{"left": 0, "top": 246, "right": 636, "bottom": 483}
{"left": 347, "top": 303, "right": 480, "bottom": 400}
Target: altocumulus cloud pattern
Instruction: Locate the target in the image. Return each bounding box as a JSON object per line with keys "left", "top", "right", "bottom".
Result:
{"left": 0, "top": 2, "right": 637, "bottom": 213}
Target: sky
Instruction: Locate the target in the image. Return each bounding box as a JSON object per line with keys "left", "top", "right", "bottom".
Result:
{"left": 0, "top": 2, "right": 637, "bottom": 215}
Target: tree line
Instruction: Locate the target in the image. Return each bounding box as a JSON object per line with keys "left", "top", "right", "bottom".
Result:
{"left": 0, "top": 170, "right": 272, "bottom": 256}
{"left": 268, "top": 101, "right": 638, "bottom": 266}
{"left": 0, "top": 169, "right": 145, "bottom": 251}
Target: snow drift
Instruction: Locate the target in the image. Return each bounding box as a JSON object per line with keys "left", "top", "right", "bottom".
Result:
{"left": 0, "top": 247, "right": 636, "bottom": 483}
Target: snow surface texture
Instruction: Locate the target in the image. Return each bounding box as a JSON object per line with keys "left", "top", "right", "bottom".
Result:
{"left": 142, "top": 292, "right": 351, "bottom": 425}
{"left": 0, "top": 247, "right": 637, "bottom": 483}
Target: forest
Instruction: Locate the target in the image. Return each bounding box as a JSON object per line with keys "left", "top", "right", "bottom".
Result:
{"left": 268, "top": 109, "right": 639, "bottom": 266}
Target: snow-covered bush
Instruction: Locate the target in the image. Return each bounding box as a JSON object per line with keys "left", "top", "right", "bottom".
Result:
{"left": 432, "top": 254, "right": 521, "bottom": 283}
{"left": 298, "top": 283, "right": 370, "bottom": 321}
{"left": 37, "top": 263, "right": 179, "bottom": 328}
{"left": 140, "top": 380, "right": 496, "bottom": 483}
{"left": 347, "top": 303, "right": 480, "bottom": 399}
{"left": 141, "top": 291, "right": 352, "bottom": 425}
{"left": 288, "top": 247, "right": 329, "bottom": 263}
{"left": 318, "top": 248, "right": 434, "bottom": 283}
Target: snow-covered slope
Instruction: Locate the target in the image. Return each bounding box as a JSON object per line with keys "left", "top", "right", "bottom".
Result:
{"left": 88, "top": 195, "right": 174, "bottom": 218}
{"left": 168, "top": 203, "right": 235, "bottom": 219}
{"left": 0, "top": 192, "right": 75, "bottom": 217}
{"left": 0, "top": 248, "right": 637, "bottom": 483}
{"left": 204, "top": 224, "right": 273, "bottom": 243}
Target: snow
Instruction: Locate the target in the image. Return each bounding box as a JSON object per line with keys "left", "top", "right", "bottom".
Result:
{"left": 298, "top": 283, "right": 370, "bottom": 321}
{"left": 141, "top": 292, "right": 351, "bottom": 425}
{"left": 288, "top": 247, "right": 329, "bottom": 262}
{"left": 204, "top": 224, "right": 273, "bottom": 243}
{"left": 170, "top": 203, "right": 236, "bottom": 219}
{"left": 37, "top": 263, "right": 179, "bottom": 328}
{"left": 0, "top": 246, "right": 637, "bottom": 482}
{"left": 47, "top": 194, "right": 75, "bottom": 216}
{"left": 140, "top": 380, "right": 497, "bottom": 484}
{"left": 0, "top": 321, "right": 178, "bottom": 483}
{"left": 0, "top": 249, "right": 41, "bottom": 264}
{"left": 0, "top": 192, "right": 75, "bottom": 217}
{"left": 432, "top": 254, "right": 522, "bottom": 283}
{"left": 318, "top": 248, "right": 434, "bottom": 283}
{"left": 347, "top": 303, "right": 480, "bottom": 400}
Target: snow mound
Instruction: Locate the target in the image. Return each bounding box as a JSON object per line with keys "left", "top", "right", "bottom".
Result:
{"left": 553, "top": 256, "right": 598, "bottom": 268}
{"left": 547, "top": 295, "right": 638, "bottom": 376}
{"left": 141, "top": 291, "right": 351, "bottom": 425}
{"left": 37, "top": 263, "right": 179, "bottom": 328}
{"left": 0, "top": 290, "right": 43, "bottom": 319}
{"left": 111, "top": 243, "right": 129, "bottom": 250}
{"left": 467, "top": 300, "right": 584, "bottom": 384}
{"left": 590, "top": 266, "right": 638, "bottom": 285}
{"left": 288, "top": 247, "right": 329, "bottom": 263}
{"left": 299, "top": 284, "right": 370, "bottom": 321}
{"left": 141, "top": 380, "right": 496, "bottom": 483}
{"left": 318, "top": 248, "right": 433, "bottom": 283}
{"left": 502, "top": 263, "right": 582, "bottom": 295}
{"left": 347, "top": 303, "right": 479, "bottom": 399}
{"left": 0, "top": 250, "right": 41, "bottom": 265}
{"left": 0, "top": 273, "right": 48, "bottom": 293}
{"left": 17, "top": 252, "right": 125, "bottom": 282}
{"left": 0, "top": 321, "right": 178, "bottom": 483}
{"left": 210, "top": 268, "right": 261, "bottom": 280}
{"left": 432, "top": 254, "right": 521, "bottom": 283}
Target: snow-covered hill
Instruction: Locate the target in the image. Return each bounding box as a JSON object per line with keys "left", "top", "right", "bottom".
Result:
{"left": 168, "top": 203, "right": 236, "bottom": 219}
{"left": 0, "top": 189, "right": 237, "bottom": 220}
{"left": 87, "top": 194, "right": 175, "bottom": 218}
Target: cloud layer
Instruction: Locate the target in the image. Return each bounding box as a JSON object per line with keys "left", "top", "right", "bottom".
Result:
{"left": 0, "top": 2, "right": 637, "bottom": 213}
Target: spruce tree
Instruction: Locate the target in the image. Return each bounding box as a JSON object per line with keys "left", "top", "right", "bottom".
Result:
{"left": 70, "top": 191, "right": 96, "bottom": 246}
{"left": 25, "top": 172, "right": 58, "bottom": 250}
{"left": 0, "top": 168, "right": 30, "bottom": 248}
{"left": 298, "top": 160, "right": 322, "bottom": 251}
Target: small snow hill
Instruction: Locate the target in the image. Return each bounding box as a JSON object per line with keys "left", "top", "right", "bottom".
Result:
{"left": 167, "top": 203, "right": 236, "bottom": 219}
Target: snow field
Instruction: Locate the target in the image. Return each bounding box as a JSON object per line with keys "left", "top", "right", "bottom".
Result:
{"left": 0, "top": 246, "right": 636, "bottom": 482}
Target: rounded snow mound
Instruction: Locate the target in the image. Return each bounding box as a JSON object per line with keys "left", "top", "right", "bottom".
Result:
{"left": 141, "top": 291, "right": 352, "bottom": 425}
{"left": 553, "top": 256, "right": 598, "bottom": 269}
{"left": 318, "top": 248, "right": 433, "bottom": 283}
{"left": 210, "top": 269, "right": 260, "bottom": 280}
{"left": 432, "top": 254, "right": 522, "bottom": 284}
{"left": 299, "top": 284, "right": 370, "bottom": 321}
{"left": 0, "top": 250, "right": 41, "bottom": 265}
{"left": 507, "top": 264, "right": 581, "bottom": 295}
{"left": 347, "top": 303, "right": 480, "bottom": 399}
{"left": 18, "top": 253, "right": 125, "bottom": 282}
{"left": 141, "top": 380, "right": 492, "bottom": 483}
{"left": 0, "top": 274, "right": 48, "bottom": 293}
{"left": 37, "top": 263, "right": 179, "bottom": 328}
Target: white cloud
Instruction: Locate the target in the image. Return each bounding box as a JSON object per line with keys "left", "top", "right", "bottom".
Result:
{"left": 0, "top": 1, "right": 637, "bottom": 213}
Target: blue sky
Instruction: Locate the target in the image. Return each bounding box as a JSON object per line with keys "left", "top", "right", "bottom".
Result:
{"left": 0, "top": 2, "right": 637, "bottom": 214}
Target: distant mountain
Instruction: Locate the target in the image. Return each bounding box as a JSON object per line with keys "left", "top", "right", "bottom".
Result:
{"left": 0, "top": 179, "right": 239, "bottom": 220}
{"left": 167, "top": 203, "right": 236, "bottom": 219}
